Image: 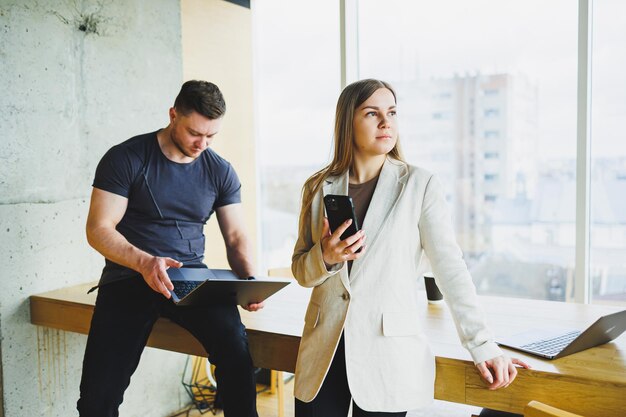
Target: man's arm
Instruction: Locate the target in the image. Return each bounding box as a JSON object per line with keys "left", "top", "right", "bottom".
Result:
{"left": 86, "top": 187, "right": 181, "bottom": 298}
{"left": 215, "top": 203, "right": 263, "bottom": 311}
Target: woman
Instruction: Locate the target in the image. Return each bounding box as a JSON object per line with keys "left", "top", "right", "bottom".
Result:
{"left": 291, "top": 79, "right": 529, "bottom": 417}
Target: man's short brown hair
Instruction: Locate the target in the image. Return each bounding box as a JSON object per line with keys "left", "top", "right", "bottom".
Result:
{"left": 174, "top": 80, "right": 226, "bottom": 119}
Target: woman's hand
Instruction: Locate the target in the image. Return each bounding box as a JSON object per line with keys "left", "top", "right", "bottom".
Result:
{"left": 320, "top": 218, "right": 367, "bottom": 269}
{"left": 476, "top": 355, "right": 531, "bottom": 390}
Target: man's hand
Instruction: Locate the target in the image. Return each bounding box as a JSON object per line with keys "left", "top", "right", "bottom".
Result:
{"left": 138, "top": 256, "right": 183, "bottom": 298}
{"left": 476, "top": 355, "right": 531, "bottom": 390}
{"left": 242, "top": 301, "right": 265, "bottom": 312}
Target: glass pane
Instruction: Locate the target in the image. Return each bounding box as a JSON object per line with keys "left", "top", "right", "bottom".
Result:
{"left": 590, "top": 0, "right": 626, "bottom": 305}
{"left": 358, "top": 0, "right": 577, "bottom": 301}
{"left": 255, "top": 1, "right": 340, "bottom": 271}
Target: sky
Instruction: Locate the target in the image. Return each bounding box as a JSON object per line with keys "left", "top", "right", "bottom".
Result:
{"left": 254, "top": 0, "right": 626, "bottom": 167}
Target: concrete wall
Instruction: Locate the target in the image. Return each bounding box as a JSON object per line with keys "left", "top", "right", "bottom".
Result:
{"left": 181, "top": 0, "right": 258, "bottom": 270}
{"left": 0, "top": 0, "right": 191, "bottom": 416}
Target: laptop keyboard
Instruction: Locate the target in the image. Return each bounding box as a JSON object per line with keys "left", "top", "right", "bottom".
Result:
{"left": 521, "top": 330, "right": 581, "bottom": 356}
{"left": 172, "top": 280, "right": 203, "bottom": 299}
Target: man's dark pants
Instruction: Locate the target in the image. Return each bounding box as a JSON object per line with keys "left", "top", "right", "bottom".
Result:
{"left": 77, "top": 276, "right": 258, "bottom": 417}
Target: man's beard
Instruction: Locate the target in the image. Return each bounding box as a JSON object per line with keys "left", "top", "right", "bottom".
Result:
{"left": 170, "top": 131, "right": 200, "bottom": 159}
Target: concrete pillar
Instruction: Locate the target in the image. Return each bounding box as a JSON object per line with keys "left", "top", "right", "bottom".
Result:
{"left": 0, "top": 1, "right": 189, "bottom": 415}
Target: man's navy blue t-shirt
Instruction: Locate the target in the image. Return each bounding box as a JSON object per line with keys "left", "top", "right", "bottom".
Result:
{"left": 92, "top": 130, "right": 241, "bottom": 285}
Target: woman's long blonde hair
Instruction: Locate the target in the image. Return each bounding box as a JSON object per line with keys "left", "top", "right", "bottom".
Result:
{"left": 299, "top": 79, "right": 405, "bottom": 228}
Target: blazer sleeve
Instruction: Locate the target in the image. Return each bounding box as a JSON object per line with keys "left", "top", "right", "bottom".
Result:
{"left": 291, "top": 184, "right": 343, "bottom": 288}
{"left": 418, "top": 174, "right": 503, "bottom": 364}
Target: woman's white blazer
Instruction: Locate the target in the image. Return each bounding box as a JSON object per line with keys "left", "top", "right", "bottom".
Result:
{"left": 291, "top": 157, "right": 503, "bottom": 412}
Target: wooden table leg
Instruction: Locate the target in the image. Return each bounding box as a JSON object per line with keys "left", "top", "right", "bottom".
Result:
{"left": 276, "top": 370, "right": 285, "bottom": 417}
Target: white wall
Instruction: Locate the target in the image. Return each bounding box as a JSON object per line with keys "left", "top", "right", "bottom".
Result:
{"left": 0, "top": 0, "right": 191, "bottom": 415}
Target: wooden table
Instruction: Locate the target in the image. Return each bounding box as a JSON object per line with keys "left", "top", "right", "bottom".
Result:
{"left": 30, "top": 281, "right": 626, "bottom": 416}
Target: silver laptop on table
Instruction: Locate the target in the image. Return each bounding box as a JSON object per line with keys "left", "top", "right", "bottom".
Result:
{"left": 166, "top": 267, "right": 290, "bottom": 307}
{"left": 497, "top": 309, "right": 626, "bottom": 359}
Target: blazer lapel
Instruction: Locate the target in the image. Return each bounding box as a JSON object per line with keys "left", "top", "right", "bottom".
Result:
{"left": 322, "top": 173, "right": 349, "bottom": 199}
{"left": 349, "top": 158, "right": 408, "bottom": 281}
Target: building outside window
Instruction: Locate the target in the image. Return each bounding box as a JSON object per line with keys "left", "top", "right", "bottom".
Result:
{"left": 357, "top": 0, "right": 578, "bottom": 301}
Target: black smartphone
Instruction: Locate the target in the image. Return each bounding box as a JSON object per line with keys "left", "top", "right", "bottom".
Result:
{"left": 323, "top": 194, "right": 361, "bottom": 246}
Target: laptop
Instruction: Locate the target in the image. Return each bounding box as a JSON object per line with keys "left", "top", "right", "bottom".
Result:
{"left": 166, "top": 267, "right": 291, "bottom": 307}
{"left": 497, "top": 309, "right": 626, "bottom": 359}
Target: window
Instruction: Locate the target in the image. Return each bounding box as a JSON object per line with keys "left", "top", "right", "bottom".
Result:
{"left": 357, "top": 0, "right": 577, "bottom": 301}
{"left": 590, "top": 0, "right": 626, "bottom": 304}
{"left": 254, "top": 1, "right": 620, "bottom": 305}
{"left": 255, "top": 1, "right": 340, "bottom": 271}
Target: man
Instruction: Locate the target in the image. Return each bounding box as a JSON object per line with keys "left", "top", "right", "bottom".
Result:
{"left": 78, "top": 80, "right": 262, "bottom": 417}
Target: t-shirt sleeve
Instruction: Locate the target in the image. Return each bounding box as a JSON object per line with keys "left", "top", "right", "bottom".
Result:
{"left": 214, "top": 163, "right": 242, "bottom": 208}
{"left": 92, "top": 145, "right": 140, "bottom": 198}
